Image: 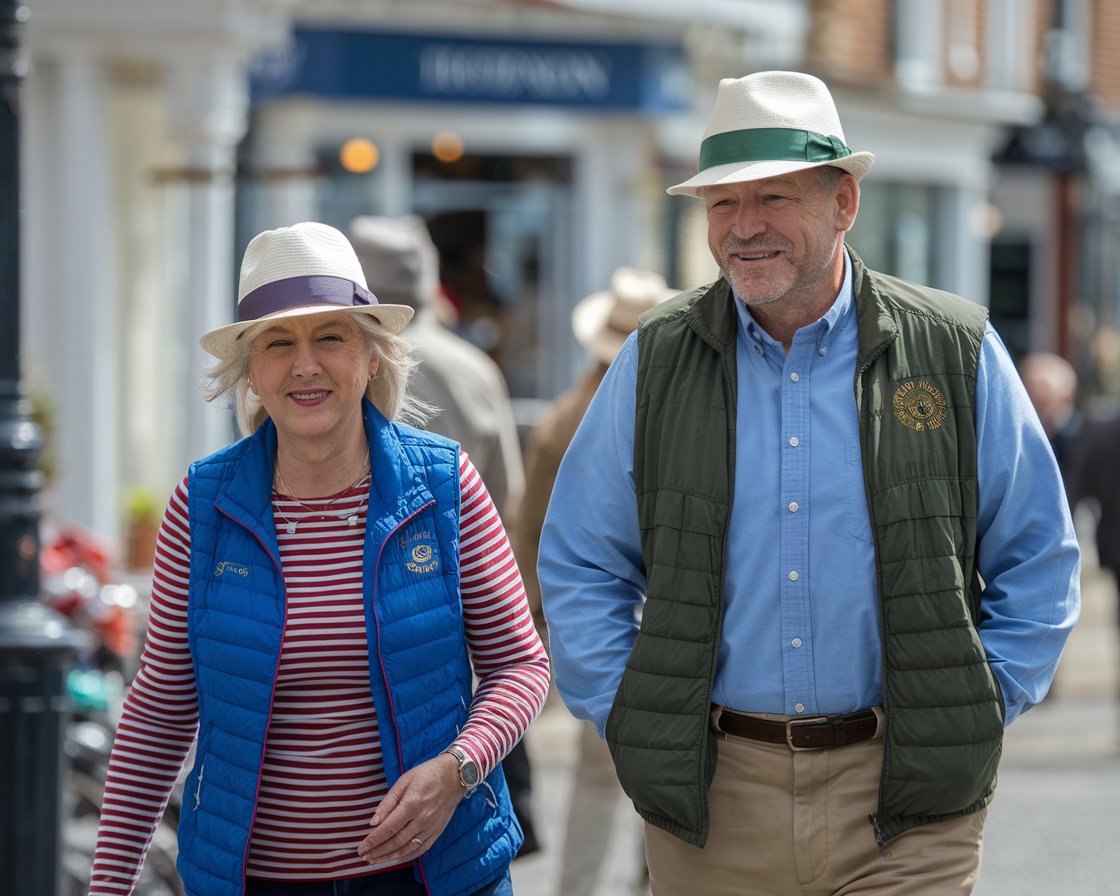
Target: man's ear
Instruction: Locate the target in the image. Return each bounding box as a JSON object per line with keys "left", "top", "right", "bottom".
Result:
{"left": 835, "top": 174, "right": 860, "bottom": 233}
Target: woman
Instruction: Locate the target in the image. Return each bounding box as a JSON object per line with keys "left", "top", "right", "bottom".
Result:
{"left": 87, "top": 222, "right": 550, "bottom": 896}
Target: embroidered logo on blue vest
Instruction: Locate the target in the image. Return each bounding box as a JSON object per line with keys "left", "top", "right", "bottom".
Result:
{"left": 892, "top": 380, "right": 947, "bottom": 431}
{"left": 400, "top": 528, "right": 440, "bottom": 575}
{"left": 214, "top": 560, "right": 249, "bottom": 578}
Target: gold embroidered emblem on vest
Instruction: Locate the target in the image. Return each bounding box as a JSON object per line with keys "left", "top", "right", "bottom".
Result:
{"left": 892, "top": 380, "right": 947, "bottom": 431}
{"left": 407, "top": 542, "right": 439, "bottom": 574}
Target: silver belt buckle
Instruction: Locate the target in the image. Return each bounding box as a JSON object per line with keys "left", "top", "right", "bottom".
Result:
{"left": 785, "top": 715, "right": 830, "bottom": 751}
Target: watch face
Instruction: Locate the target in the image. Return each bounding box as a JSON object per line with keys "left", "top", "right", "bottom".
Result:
{"left": 460, "top": 760, "right": 481, "bottom": 788}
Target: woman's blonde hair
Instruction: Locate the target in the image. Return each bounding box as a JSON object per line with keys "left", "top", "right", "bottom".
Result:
{"left": 202, "top": 313, "right": 430, "bottom": 437}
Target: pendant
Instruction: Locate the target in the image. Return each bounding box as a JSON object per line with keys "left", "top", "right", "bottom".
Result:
{"left": 286, "top": 522, "right": 297, "bottom": 535}
{"left": 347, "top": 514, "right": 359, "bottom": 527}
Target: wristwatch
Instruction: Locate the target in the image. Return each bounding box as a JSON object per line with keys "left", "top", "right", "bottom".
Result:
{"left": 444, "top": 745, "right": 481, "bottom": 791}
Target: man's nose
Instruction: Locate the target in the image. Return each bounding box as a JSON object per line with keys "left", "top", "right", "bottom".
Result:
{"left": 730, "top": 202, "right": 767, "bottom": 241}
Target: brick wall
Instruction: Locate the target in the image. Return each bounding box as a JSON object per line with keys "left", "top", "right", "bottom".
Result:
{"left": 806, "top": 0, "right": 894, "bottom": 85}
{"left": 942, "top": 0, "right": 985, "bottom": 89}
{"left": 1092, "top": 0, "right": 1120, "bottom": 109}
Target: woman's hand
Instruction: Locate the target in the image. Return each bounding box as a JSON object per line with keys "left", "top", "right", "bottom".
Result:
{"left": 357, "top": 752, "right": 464, "bottom": 864}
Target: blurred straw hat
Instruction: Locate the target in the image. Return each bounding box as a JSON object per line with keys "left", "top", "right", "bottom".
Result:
{"left": 572, "top": 267, "right": 678, "bottom": 365}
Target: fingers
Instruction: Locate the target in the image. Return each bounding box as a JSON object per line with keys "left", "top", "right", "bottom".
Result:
{"left": 357, "top": 824, "right": 429, "bottom": 864}
{"left": 357, "top": 759, "right": 461, "bottom": 864}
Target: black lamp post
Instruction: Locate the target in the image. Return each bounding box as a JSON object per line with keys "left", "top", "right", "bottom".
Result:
{"left": 0, "top": 1, "right": 87, "bottom": 892}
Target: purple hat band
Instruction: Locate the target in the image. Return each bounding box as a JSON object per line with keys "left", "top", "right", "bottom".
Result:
{"left": 236, "top": 275, "right": 377, "bottom": 323}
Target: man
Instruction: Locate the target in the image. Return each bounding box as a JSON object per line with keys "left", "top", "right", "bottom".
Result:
{"left": 1019, "top": 351, "right": 1082, "bottom": 486}
{"left": 538, "top": 71, "right": 1080, "bottom": 895}
{"left": 349, "top": 215, "right": 541, "bottom": 857}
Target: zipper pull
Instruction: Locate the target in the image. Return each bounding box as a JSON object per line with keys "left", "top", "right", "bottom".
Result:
{"left": 868, "top": 813, "right": 888, "bottom": 856}
{"left": 194, "top": 762, "right": 205, "bottom": 810}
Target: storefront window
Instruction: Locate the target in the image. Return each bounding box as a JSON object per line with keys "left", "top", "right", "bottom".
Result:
{"left": 847, "top": 180, "right": 942, "bottom": 289}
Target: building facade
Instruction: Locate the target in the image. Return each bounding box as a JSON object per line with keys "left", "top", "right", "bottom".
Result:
{"left": 19, "top": 0, "right": 1120, "bottom": 549}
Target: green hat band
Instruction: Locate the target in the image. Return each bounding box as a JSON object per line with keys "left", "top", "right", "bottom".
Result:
{"left": 699, "top": 127, "right": 852, "bottom": 172}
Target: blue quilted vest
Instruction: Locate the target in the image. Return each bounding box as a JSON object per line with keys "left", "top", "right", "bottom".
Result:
{"left": 178, "top": 400, "right": 521, "bottom": 896}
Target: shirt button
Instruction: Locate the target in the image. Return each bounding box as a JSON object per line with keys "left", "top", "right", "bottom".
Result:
{"left": 788, "top": 570, "right": 799, "bottom": 582}
{"left": 794, "top": 703, "right": 806, "bottom": 714}
{"left": 754, "top": 344, "right": 764, "bottom": 356}
{"left": 789, "top": 436, "right": 799, "bottom": 447}
{"left": 791, "top": 637, "right": 802, "bottom": 648}
{"left": 790, "top": 372, "right": 800, "bottom": 382}
{"left": 788, "top": 501, "right": 799, "bottom": 513}
{"left": 818, "top": 346, "right": 828, "bottom": 356}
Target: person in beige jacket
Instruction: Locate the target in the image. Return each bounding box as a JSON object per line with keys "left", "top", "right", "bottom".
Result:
{"left": 350, "top": 214, "right": 525, "bottom": 520}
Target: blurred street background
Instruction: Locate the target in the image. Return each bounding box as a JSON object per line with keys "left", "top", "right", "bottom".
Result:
{"left": 5, "top": 1, "right": 1120, "bottom": 893}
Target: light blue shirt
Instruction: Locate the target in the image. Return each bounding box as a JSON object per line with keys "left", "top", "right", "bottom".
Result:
{"left": 539, "top": 255, "right": 1080, "bottom": 734}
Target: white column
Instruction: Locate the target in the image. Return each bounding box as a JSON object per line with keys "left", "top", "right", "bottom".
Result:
{"left": 48, "top": 50, "right": 118, "bottom": 540}
{"left": 252, "top": 104, "right": 319, "bottom": 227}
{"left": 165, "top": 51, "right": 250, "bottom": 465}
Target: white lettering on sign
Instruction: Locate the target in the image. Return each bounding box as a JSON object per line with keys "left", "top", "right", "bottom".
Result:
{"left": 419, "top": 44, "right": 612, "bottom": 101}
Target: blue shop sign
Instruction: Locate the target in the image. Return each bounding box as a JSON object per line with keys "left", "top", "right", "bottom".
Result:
{"left": 250, "top": 27, "right": 689, "bottom": 112}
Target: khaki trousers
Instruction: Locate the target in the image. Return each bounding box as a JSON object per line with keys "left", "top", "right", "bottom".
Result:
{"left": 644, "top": 723, "right": 986, "bottom": 896}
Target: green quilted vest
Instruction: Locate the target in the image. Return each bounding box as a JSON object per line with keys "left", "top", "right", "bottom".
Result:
{"left": 611, "top": 250, "right": 1004, "bottom": 848}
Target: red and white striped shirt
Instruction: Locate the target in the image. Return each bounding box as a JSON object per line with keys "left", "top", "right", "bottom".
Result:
{"left": 89, "top": 453, "right": 549, "bottom": 893}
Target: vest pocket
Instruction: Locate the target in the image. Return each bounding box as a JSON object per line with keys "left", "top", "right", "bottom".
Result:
{"left": 846, "top": 438, "right": 873, "bottom": 543}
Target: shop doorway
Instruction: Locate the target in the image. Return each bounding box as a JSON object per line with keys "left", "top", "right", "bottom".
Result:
{"left": 411, "top": 153, "right": 578, "bottom": 406}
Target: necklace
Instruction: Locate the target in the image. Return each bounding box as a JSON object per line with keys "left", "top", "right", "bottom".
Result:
{"left": 273, "top": 457, "right": 370, "bottom": 535}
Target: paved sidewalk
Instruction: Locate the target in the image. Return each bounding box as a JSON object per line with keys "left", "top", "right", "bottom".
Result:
{"left": 512, "top": 558, "right": 1118, "bottom": 896}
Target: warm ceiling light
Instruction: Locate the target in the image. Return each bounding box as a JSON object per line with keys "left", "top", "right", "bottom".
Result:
{"left": 432, "top": 131, "right": 465, "bottom": 163}
{"left": 339, "top": 138, "right": 380, "bottom": 173}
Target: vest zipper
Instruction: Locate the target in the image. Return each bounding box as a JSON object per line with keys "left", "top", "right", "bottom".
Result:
{"left": 370, "top": 500, "right": 437, "bottom": 893}
{"left": 855, "top": 357, "right": 893, "bottom": 854}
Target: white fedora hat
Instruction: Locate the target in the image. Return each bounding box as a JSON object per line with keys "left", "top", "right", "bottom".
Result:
{"left": 667, "top": 71, "right": 875, "bottom": 197}
{"left": 199, "top": 222, "right": 415, "bottom": 359}
{"left": 572, "top": 267, "right": 678, "bottom": 365}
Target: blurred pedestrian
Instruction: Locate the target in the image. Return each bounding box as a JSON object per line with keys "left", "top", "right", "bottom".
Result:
{"left": 510, "top": 267, "right": 676, "bottom": 896}
{"left": 87, "top": 222, "right": 549, "bottom": 896}
{"left": 349, "top": 214, "right": 542, "bottom": 858}
{"left": 349, "top": 215, "right": 525, "bottom": 521}
{"left": 1069, "top": 407, "right": 1120, "bottom": 693}
{"left": 1019, "top": 351, "right": 1082, "bottom": 488}
{"left": 538, "top": 70, "right": 1080, "bottom": 895}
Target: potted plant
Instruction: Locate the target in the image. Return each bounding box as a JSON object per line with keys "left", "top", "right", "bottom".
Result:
{"left": 124, "top": 488, "right": 163, "bottom": 570}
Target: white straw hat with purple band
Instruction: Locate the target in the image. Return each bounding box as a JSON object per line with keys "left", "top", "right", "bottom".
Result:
{"left": 199, "top": 222, "right": 415, "bottom": 359}
{"left": 667, "top": 71, "right": 875, "bottom": 197}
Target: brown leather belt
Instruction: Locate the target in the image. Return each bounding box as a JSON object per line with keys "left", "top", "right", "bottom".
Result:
{"left": 714, "top": 706, "right": 880, "bottom": 751}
